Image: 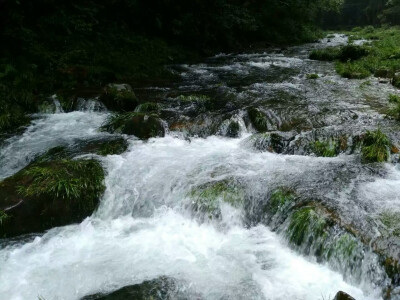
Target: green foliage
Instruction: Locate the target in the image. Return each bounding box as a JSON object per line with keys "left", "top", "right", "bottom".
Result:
{"left": 335, "top": 62, "right": 370, "bottom": 79}
{"left": 307, "top": 74, "right": 319, "bottom": 79}
{"left": 287, "top": 206, "right": 327, "bottom": 246}
{"left": 334, "top": 28, "right": 400, "bottom": 81}
{"left": 17, "top": 160, "right": 105, "bottom": 209}
{"left": 326, "top": 234, "right": 358, "bottom": 260}
{"left": 268, "top": 188, "right": 296, "bottom": 215}
{"left": 389, "top": 94, "right": 400, "bottom": 103}
{"left": 311, "top": 139, "right": 338, "bottom": 157}
{"left": 361, "top": 129, "right": 390, "bottom": 163}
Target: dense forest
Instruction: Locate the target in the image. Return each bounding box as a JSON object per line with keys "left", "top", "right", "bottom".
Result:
{"left": 1, "top": 0, "right": 400, "bottom": 136}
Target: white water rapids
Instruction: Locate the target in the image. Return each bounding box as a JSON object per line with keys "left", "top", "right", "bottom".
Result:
{"left": 1, "top": 34, "right": 398, "bottom": 299}
{"left": 0, "top": 113, "right": 382, "bottom": 299}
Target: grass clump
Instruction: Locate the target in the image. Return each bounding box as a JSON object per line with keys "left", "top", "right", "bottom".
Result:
{"left": 311, "top": 139, "right": 338, "bottom": 157}
{"left": 309, "top": 47, "right": 342, "bottom": 61}
{"left": 18, "top": 159, "right": 105, "bottom": 209}
{"left": 247, "top": 107, "right": 269, "bottom": 132}
{"left": 389, "top": 94, "right": 400, "bottom": 103}
{"left": 361, "top": 129, "right": 390, "bottom": 163}
{"left": 307, "top": 73, "right": 319, "bottom": 79}
{"left": 326, "top": 233, "right": 359, "bottom": 261}
{"left": 335, "top": 62, "right": 370, "bottom": 79}
{"left": 268, "top": 188, "right": 296, "bottom": 215}
{"left": 287, "top": 206, "right": 327, "bottom": 246}
{"left": 96, "top": 139, "right": 129, "bottom": 156}
{"left": 101, "top": 112, "right": 139, "bottom": 133}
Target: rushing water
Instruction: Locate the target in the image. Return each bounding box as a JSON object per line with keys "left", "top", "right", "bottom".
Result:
{"left": 0, "top": 34, "right": 399, "bottom": 299}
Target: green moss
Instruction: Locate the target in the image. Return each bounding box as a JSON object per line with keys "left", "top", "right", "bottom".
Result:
{"left": 361, "top": 129, "right": 390, "bottom": 163}
{"left": 247, "top": 107, "right": 268, "bottom": 132}
{"left": 17, "top": 159, "right": 105, "bottom": 210}
{"left": 287, "top": 206, "right": 327, "bottom": 246}
{"left": 307, "top": 73, "right": 319, "bottom": 79}
{"left": 268, "top": 188, "right": 296, "bottom": 215}
{"left": 0, "top": 102, "right": 31, "bottom": 135}
{"left": 326, "top": 234, "right": 359, "bottom": 260}
{"left": 190, "top": 180, "right": 244, "bottom": 219}
{"left": 311, "top": 139, "right": 338, "bottom": 157}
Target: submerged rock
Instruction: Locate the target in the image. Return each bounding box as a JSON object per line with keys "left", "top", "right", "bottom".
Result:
{"left": 189, "top": 179, "right": 244, "bottom": 220}
{"left": 82, "top": 277, "right": 181, "bottom": 300}
{"left": 36, "top": 137, "right": 129, "bottom": 161}
{"left": 0, "top": 159, "right": 105, "bottom": 238}
{"left": 101, "top": 112, "right": 165, "bottom": 139}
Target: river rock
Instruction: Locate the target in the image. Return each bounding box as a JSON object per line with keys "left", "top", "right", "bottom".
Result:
{"left": 100, "top": 83, "right": 139, "bottom": 111}
{"left": 0, "top": 159, "right": 105, "bottom": 238}
{"left": 393, "top": 72, "right": 400, "bottom": 89}
{"left": 81, "top": 277, "right": 179, "bottom": 300}
{"left": 333, "top": 291, "right": 356, "bottom": 300}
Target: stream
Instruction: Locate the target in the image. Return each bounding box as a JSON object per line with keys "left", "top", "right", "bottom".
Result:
{"left": 0, "top": 34, "right": 399, "bottom": 300}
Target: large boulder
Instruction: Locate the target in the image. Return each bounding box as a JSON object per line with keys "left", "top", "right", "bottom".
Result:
{"left": 333, "top": 291, "right": 356, "bottom": 300}
{"left": 101, "top": 112, "right": 165, "bottom": 139}
{"left": 100, "top": 84, "right": 139, "bottom": 112}
{"left": 0, "top": 159, "right": 105, "bottom": 238}
{"left": 393, "top": 72, "right": 400, "bottom": 89}
{"left": 81, "top": 277, "right": 178, "bottom": 300}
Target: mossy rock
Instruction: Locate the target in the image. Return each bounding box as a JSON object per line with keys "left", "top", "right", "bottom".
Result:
{"left": 134, "top": 102, "right": 160, "bottom": 113}
{"left": 248, "top": 133, "right": 285, "bottom": 153}
{"left": 190, "top": 180, "right": 244, "bottom": 220}
{"left": 306, "top": 74, "right": 319, "bottom": 80}
{"left": 333, "top": 291, "right": 356, "bottom": 300}
{"left": 374, "top": 68, "right": 394, "bottom": 79}
{"left": 393, "top": 72, "right": 400, "bottom": 89}
{"left": 361, "top": 129, "right": 390, "bottom": 163}
{"left": 266, "top": 188, "right": 296, "bottom": 216}
{"left": 101, "top": 112, "right": 165, "bottom": 139}
{"left": 100, "top": 84, "right": 138, "bottom": 112}
{"left": 36, "top": 138, "right": 129, "bottom": 162}
{"left": 82, "top": 277, "right": 178, "bottom": 300}
{"left": 225, "top": 120, "right": 240, "bottom": 138}
{"left": 339, "top": 45, "right": 369, "bottom": 62}
{"left": 311, "top": 139, "right": 339, "bottom": 157}
{"left": 247, "top": 107, "right": 268, "bottom": 132}
{"left": 0, "top": 159, "right": 105, "bottom": 238}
